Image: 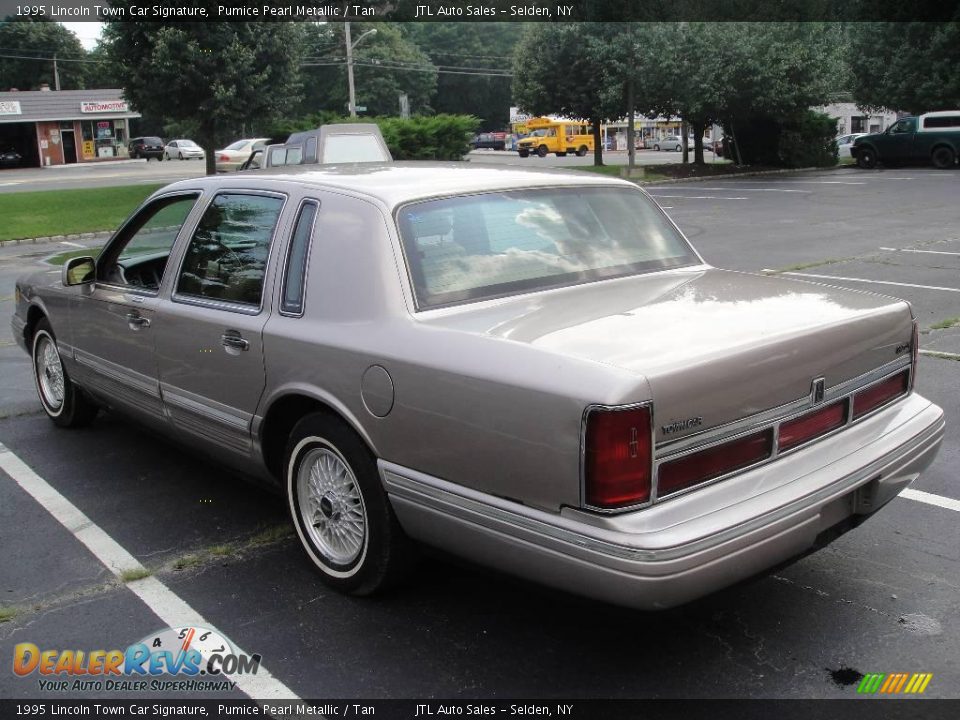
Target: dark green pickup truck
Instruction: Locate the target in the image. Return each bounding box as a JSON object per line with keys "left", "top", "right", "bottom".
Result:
{"left": 851, "top": 111, "right": 960, "bottom": 169}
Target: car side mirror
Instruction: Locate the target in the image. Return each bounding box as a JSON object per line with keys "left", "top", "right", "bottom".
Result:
{"left": 63, "top": 256, "right": 95, "bottom": 286}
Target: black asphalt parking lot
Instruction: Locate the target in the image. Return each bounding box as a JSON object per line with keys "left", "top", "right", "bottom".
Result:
{"left": 1, "top": 165, "right": 958, "bottom": 708}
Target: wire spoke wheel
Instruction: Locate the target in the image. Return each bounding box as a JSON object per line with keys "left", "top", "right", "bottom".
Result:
{"left": 297, "top": 446, "right": 367, "bottom": 566}
{"left": 35, "top": 335, "right": 65, "bottom": 411}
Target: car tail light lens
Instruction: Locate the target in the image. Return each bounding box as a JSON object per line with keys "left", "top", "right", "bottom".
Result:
{"left": 658, "top": 430, "right": 773, "bottom": 497}
{"left": 852, "top": 370, "right": 909, "bottom": 420}
{"left": 219, "top": 154, "right": 229, "bottom": 161}
{"left": 584, "top": 406, "right": 651, "bottom": 509}
{"left": 778, "top": 400, "right": 848, "bottom": 453}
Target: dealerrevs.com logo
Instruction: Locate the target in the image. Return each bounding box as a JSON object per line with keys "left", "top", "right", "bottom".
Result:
{"left": 13, "top": 626, "right": 261, "bottom": 693}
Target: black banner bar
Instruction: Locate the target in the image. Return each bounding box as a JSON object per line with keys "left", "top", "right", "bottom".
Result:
{"left": 1, "top": 0, "right": 959, "bottom": 22}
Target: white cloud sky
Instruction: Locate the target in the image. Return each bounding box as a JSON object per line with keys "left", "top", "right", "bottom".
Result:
{"left": 59, "top": 22, "right": 104, "bottom": 50}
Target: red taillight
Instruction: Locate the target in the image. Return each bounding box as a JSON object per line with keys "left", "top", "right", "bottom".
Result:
{"left": 658, "top": 430, "right": 773, "bottom": 497}
{"left": 852, "top": 370, "right": 909, "bottom": 420}
{"left": 219, "top": 154, "right": 230, "bottom": 162}
{"left": 778, "top": 400, "right": 847, "bottom": 453}
{"left": 584, "top": 406, "right": 651, "bottom": 509}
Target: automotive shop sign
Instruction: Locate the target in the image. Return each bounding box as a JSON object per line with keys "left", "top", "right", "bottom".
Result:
{"left": 80, "top": 101, "right": 130, "bottom": 114}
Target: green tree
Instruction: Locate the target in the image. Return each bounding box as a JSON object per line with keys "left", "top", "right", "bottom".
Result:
{"left": 848, "top": 22, "right": 960, "bottom": 114}
{"left": 512, "top": 23, "right": 622, "bottom": 165}
{"left": 402, "top": 23, "right": 525, "bottom": 131}
{"left": 300, "top": 23, "right": 436, "bottom": 117}
{"left": 102, "top": 12, "right": 303, "bottom": 174}
{"left": 0, "top": 17, "right": 88, "bottom": 91}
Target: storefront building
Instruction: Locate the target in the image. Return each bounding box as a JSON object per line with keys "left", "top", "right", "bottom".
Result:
{"left": 0, "top": 88, "right": 141, "bottom": 168}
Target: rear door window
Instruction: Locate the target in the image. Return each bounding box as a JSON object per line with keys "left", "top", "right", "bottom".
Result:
{"left": 175, "top": 193, "right": 285, "bottom": 307}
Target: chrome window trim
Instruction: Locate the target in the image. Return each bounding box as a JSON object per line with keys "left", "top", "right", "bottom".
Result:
{"left": 278, "top": 198, "right": 321, "bottom": 318}
{"left": 651, "top": 363, "right": 914, "bottom": 505}
{"left": 579, "top": 400, "right": 656, "bottom": 514}
{"left": 170, "top": 189, "right": 288, "bottom": 316}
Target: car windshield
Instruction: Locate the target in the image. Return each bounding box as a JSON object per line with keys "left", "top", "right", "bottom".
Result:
{"left": 181, "top": 140, "right": 198, "bottom": 147}
{"left": 397, "top": 187, "right": 698, "bottom": 309}
{"left": 225, "top": 140, "right": 250, "bottom": 151}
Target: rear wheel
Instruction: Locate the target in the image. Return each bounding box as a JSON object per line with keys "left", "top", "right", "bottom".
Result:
{"left": 536, "top": 145, "right": 548, "bottom": 157}
{"left": 856, "top": 147, "right": 877, "bottom": 169}
{"left": 285, "top": 412, "right": 414, "bottom": 595}
{"left": 675, "top": 144, "right": 682, "bottom": 152}
{"left": 576, "top": 146, "right": 588, "bottom": 157}
{"left": 931, "top": 146, "right": 956, "bottom": 169}
{"left": 32, "top": 319, "right": 98, "bottom": 428}
{"left": 654, "top": 144, "right": 661, "bottom": 151}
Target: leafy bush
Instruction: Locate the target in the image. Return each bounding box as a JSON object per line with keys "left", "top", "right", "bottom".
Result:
{"left": 725, "top": 111, "right": 838, "bottom": 168}
{"left": 777, "top": 111, "right": 839, "bottom": 168}
{"left": 264, "top": 114, "right": 479, "bottom": 161}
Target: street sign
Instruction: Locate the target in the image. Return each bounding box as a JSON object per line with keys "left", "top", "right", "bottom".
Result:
{"left": 355, "top": 106, "right": 367, "bottom": 112}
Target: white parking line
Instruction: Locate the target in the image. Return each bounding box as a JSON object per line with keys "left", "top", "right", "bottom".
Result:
{"left": 772, "top": 180, "right": 867, "bottom": 185}
{"left": 646, "top": 187, "right": 811, "bottom": 193}
{"left": 880, "top": 247, "right": 960, "bottom": 257}
{"left": 900, "top": 488, "right": 960, "bottom": 513}
{"left": 777, "top": 271, "right": 960, "bottom": 293}
{"left": 649, "top": 195, "right": 748, "bottom": 200}
{"left": 0, "top": 442, "right": 300, "bottom": 701}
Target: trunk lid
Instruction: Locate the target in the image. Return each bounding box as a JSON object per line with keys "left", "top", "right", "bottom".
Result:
{"left": 420, "top": 268, "right": 913, "bottom": 443}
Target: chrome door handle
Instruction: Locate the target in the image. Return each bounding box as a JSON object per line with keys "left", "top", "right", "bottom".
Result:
{"left": 126, "top": 312, "right": 150, "bottom": 328}
{"left": 221, "top": 333, "right": 249, "bottom": 351}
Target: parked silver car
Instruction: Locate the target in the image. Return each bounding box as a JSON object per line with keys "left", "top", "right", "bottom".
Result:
{"left": 11, "top": 164, "right": 944, "bottom": 609}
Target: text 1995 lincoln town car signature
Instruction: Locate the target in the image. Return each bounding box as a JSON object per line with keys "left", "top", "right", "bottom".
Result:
{"left": 11, "top": 163, "right": 944, "bottom": 609}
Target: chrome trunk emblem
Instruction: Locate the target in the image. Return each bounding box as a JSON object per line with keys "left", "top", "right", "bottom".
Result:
{"left": 810, "top": 376, "right": 826, "bottom": 404}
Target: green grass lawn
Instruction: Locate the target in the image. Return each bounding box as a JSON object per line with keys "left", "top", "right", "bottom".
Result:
{"left": 0, "top": 184, "right": 164, "bottom": 241}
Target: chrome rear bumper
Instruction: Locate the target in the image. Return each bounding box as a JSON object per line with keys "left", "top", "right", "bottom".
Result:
{"left": 382, "top": 393, "right": 944, "bottom": 609}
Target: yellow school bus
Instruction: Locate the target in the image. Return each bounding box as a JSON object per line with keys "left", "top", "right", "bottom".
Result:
{"left": 516, "top": 117, "right": 594, "bottom": 157}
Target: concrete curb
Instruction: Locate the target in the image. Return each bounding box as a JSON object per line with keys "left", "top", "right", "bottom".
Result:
{"left": 634, "top": 165, "right": 845, "bottom": 185}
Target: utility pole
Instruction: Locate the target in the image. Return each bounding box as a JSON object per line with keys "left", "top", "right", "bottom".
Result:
{"left": 53, "top": 54, "right": 61, "bottom": 91}
{"left": 345, "top": 22, "right": 377, "bottom": 118}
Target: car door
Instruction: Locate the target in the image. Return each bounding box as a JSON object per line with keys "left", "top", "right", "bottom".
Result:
{"left": 68, "top": 191, "right": 202, "bottom": 427}
{"left": 876, "top": 118, "right": 916, "bottom": 161}
{"left": 154, "top": 190, "right": 288, "bottom": 460}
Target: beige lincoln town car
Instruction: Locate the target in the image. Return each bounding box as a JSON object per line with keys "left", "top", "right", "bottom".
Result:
{"left": 11, "top": 163, "right": 945, "bottom": 609}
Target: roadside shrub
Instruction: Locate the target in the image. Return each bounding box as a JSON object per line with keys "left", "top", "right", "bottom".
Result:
{"left": 724, "top": 111, "right": 838, "bottom": 168}
{"left": 264, "top": 114, "right": 479, "bottom": 161}
{"left": 777, "top": 111, "right": 839, "bottom": 168}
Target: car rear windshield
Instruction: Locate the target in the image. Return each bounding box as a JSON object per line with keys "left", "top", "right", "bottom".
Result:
{"left": 397, "top": 186, "right": 698, "bottom": 309}
{"left": 143, "top": 137, "right": 162, "bottom": 144}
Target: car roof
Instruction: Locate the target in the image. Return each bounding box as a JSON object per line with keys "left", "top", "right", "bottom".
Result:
{"left": 165, "top": 162, "right": 635, "bottom": 209}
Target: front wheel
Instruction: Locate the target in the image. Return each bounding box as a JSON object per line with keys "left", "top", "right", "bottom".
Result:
{"left": 653, "top": 144, "right": 660, "bottom": 151}
{"left": 518, "top": 150, "right": 529, "bottom": 158}
{"left": 931, "top": 146, "right": 956, "bottom": 170}
{"left": 536, "top": 145, "right": 548, "bottom": 157}
{"left": 285, "top": 413, "right": 414, "bottom": 595}
{"left": 32, "top": 319, "right": 98, "bottom": 428}
{"left": 856, "top": 148, "right": 877, "bottom": 169}
{"left": 675, "top": 144, "right": 682, "bottom": 152}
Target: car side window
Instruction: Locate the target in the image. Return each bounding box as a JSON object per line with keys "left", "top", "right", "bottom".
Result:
{"left": 98, "top": 193, "right": 200, "bottom": 291}
{"left": 280, "top": 200, "right": 319, "bottom": 315}
{"left": 175, "top": 193, "right": 285, "bottom": 307}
